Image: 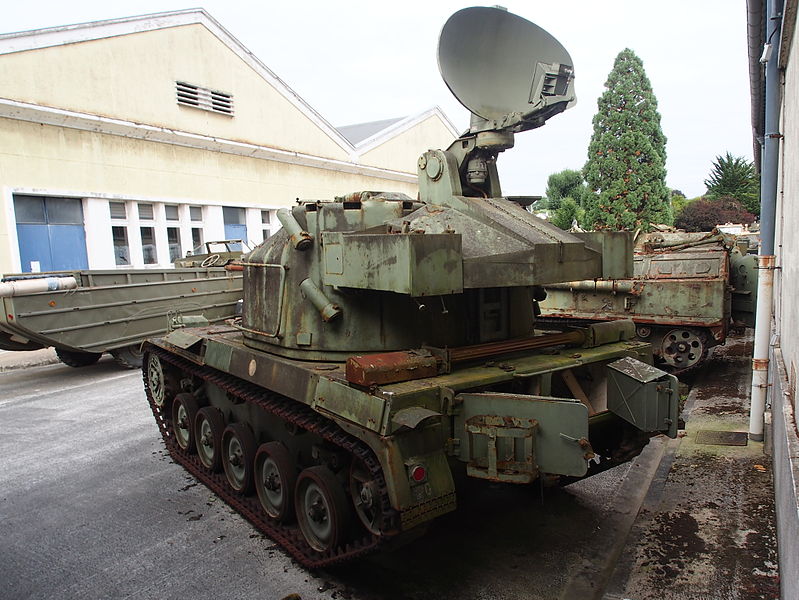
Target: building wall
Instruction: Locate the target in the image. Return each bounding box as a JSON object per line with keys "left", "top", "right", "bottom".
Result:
{"left": 0, "top": 117, "right": 421, "bottom": 272}
{"left": 359, "top": 114, "right": 459, "bottom": 173}
{"left": 0, "top": 14, "right": 456, "bottom": 274}
{"left": 0, "top": 24, "right": 349, "bottom": 160}
{"left": 770, "top": 347, "right": 799, "bottom": 600}
{"left": 777, "top": 11, "right": 799, "bottom": 409}
{"left": 771, "top": 9, "right": 799, "bottom": 599}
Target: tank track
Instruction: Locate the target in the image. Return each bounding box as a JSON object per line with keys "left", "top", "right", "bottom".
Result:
{"left": 142, "top": 344, "right": 397, "bottom": 568}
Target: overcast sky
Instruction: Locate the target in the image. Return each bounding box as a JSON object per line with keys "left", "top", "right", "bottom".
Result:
{"left": 3, "top": 0, "right": 754, "bottom": 199}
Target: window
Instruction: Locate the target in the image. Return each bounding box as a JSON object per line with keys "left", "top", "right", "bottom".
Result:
{"left": 109, "top": 202, "right": 126, "bottom": 219}
{"left": 191, "top": 227, "right": 204, "bottom": 253}
{"left": 141, "top": 227, "right": 157, "bottom": 264}
{"left": 263, "top": 229, "right": 270, "bottom": 242}
{"left": 223, "top": 206, "right": 245, "bottom": 224}
{"left": 190, "top": 206, "right": 203, "bottom": 222}
{"left": 165, "top": 205, "right": 179, "bottom": 221}
{"left": 167, "top": 227, "right": 182, "bottom": 262}
{"left": 15, "top": 196, "right": 83, "bottom": 224}
{"left": 176, "top": 81, "right": 234, "bottom": 116}
{"left": 138, "top": 204, "right": 154, "bottom": 220}
{"left": 14, "top": 196, "right": 46, "bottom": 223}
{"left": 46, "top": 198, "right": 82, "bottom": 224}
{"left": 112, "top": 226, "right": 130, "bottom": 266}
{"left": 261, "top": 210, "right": 271, "bottom": 224}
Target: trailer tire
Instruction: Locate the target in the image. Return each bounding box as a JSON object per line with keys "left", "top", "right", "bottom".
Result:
{"left": 55, "top": 348, "right": 102, "bottom": 368}
{"left": 110, "top": 345, "right": 144, "bottom": 369}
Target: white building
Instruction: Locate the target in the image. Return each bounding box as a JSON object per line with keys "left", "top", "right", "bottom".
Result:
{"left": 0, "top": 10, "right": 458, "bottom": 272}
{"left": 748, "top": 0, "right": 799, "bottom": 596}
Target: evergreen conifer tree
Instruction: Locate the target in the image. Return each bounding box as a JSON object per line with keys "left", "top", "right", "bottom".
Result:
{"left": 583, "top": 49, "right": 672, "bottom": 230}
{"left": 704, "top": 152, "right": 760, "bottom": 216}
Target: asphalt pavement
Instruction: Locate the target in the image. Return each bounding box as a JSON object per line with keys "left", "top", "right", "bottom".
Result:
{"left": 0, "top": 333, "right": 778, "bottom": 600}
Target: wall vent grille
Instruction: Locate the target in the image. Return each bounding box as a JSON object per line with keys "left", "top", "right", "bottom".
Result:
{"left": 176, "top": 81, "right": 234, "bottom": 116}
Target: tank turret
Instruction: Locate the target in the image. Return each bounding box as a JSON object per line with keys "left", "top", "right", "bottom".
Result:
{"left": 241, "top": 7, "right": 626, "bottom": 360}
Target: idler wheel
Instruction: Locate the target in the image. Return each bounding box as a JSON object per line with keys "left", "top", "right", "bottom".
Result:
{"left": 222, "top": 423, "right": 257, "bottom": 494}
{"left": 146, "top": 353, "right": 171, "bottom": 410}
{"left": 349, "top": 457, "right": 383, "bottom": 535}
{"left": 660, "top": 328, "right": 706, "bottom": 369}
{"left": 195, "top": 406, "right": 225, "bottom": 472}
{"left": 254, "top": 442, "right": 297, "bottom": 522}
{"left": 296, "top": 466, "right": 351, "bottom": 553}
{"left": 171, "top": 393, "right": 199, "bottom": 453}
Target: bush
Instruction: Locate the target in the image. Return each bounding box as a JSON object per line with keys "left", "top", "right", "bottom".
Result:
{"left": 675, "top": 196, "right": 755, "bottom": 232}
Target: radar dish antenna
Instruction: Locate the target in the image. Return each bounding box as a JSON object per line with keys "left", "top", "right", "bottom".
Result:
{"left": 438, "top": 6, "right": 576, "bottom": 134}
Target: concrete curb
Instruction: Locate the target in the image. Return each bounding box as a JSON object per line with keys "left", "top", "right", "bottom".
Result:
{"left": 0, "top": 348, "right": 60, "bottom": 372}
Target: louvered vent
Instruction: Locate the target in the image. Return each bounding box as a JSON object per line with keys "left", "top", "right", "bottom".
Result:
{"left": 176, "top": 81, "right": 234, "bottom": 116}
{"left": 138, "top": 203, "right": 154, "bottom": 220}
{"left": 109, "top": 201, "right": 126, "bottom": 219}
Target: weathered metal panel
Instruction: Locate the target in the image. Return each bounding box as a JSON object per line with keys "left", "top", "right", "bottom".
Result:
{"left": 321, "top": 231, "right": 463, "bottom": 296}
{"left": 573, "top": 231, "right": 634, "bottom": 279}
{"left": 313, "top": 376, "right": 386, "bottom": 432}
{"left": 455, "top": 392, "right": 590, "bottom": 477}
{"left": 730, "top": 248, "right": 759, "bottom": 326}
{"left": 204, "top": 339, "right": 233, "bottom": 372}
{"left": 607, "top": 357, "right": 679, "bottom": 438}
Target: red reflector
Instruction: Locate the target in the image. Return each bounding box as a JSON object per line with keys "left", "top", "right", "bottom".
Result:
{"left": 410, "top": 465, "right": 427, "bottom": 482}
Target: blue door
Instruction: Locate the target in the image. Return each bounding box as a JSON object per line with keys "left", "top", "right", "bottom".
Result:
{"left": 14, "top": 196, "right": 88, "bottom": 272}
{"left": 224, "top": 224, "right": 247, "bottom": 249}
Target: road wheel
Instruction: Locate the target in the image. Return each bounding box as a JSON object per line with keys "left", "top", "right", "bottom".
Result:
{"left": 110, "top": 345, "right": 144, "bottom": 369}
{"left": 255, "top": 442, "right": 297, "bottom": 522}
{"left": 171, "top": 393, "right": 199, "bottom": 453}
{"left": 222, "top": 423, "right": 256, "bottom": 494}
{"left": 349, "top": 457, "right": 383, "bottom": 535}
{"left": 296, "top": 466, "right": 351, "bottom": 553}
{"left": 195, "top": 407, "right": 225, "bottom": 472}
{"left": 660, "top": 328, "right": 707, "bottom": 370}
{"left": 55, "top": 348, "right": 102, "bottom": 368}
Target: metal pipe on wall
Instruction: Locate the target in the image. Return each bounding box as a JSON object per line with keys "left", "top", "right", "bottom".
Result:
{"left": 749, "top": 0, "right": 782, "bottom": 441}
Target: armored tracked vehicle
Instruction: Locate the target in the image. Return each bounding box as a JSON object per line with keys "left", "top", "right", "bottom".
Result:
{"left": 142, "top": 7, "right": 679, "bottom": 567}
{"left": 539, "top": 230, "right": 759, "bottom": 373}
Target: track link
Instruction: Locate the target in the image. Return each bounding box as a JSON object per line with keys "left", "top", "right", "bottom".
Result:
{"left": 142, "top": 344, "right": 396, "bottom": 568}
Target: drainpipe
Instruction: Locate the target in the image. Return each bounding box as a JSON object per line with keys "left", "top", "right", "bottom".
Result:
{"left": 749, "top": 0, "right": 781, "bottom": 441}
